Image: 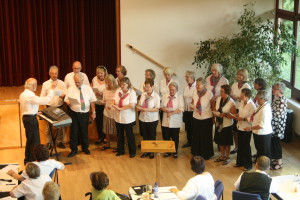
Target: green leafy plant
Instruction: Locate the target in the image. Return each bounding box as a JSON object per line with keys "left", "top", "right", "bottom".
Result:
{"left": 193, "top": 4, "right": 297, "bottom": 86}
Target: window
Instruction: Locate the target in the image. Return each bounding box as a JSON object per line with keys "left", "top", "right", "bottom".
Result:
{"left": 276, "top": 0, "right": 300, "bottom": 101}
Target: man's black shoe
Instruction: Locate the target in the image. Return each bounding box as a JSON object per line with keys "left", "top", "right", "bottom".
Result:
{"left": 68, "top": 151, "right": 77, "bottom": 157}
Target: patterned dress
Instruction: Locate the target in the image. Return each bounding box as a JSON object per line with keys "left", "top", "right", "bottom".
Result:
{"left": 271, "top": 96, "right": 287, "bottom": 139}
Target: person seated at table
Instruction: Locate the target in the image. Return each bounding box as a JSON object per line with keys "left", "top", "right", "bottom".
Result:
{"left": 90, "top": 171, "right": 120, "bottom": 200}
{"left": 170, "top": 156, "right": 216, "bottom": 200}
{"left": 10, "top": 162, "right": 52, "bottom": 200}
{"left": 7, "top": 144, "right": 65, "bottom": 181}
{"left": 43, "top": 181, "right": 60, "bottom": 200}
{"left": 234, "top": 156, "right": 278, "bottom": 200}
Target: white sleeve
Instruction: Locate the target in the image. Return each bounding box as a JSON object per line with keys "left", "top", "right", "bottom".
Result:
{"left": 178, "top": 96, "right": 184, "bottom": 112}
{"left": 176, "top": 179, "right": 198, "bottom": 200}
{"left": 129, "top": 90, "right": 137, "bottom": 104}
{"left": 52, "top": 160, "right": 65, "bottom": 170}
{"left": 26, "top": 90, "right": 54, "bottom": 105}
{"left": 11, "top": 183, "right": 26, "bottom": 198}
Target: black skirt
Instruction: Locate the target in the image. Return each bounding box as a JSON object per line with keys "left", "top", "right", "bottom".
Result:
{"left": 271, "top": 135, "right": 282, "bottom": 159}
{"left": 214, "top": 126, "right": 233, "bottom": 146}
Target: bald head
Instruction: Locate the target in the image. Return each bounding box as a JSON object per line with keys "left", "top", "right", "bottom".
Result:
{"left": 72, "top": 61, "right": 82, "bottom": 73}
{"left": 24, "top": 78, "right": 37, "bottom": 91}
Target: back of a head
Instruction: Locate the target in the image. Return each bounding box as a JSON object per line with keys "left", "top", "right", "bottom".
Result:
{"left": 90, "top": 171, "right": 109, "bottom": 191}
{"left": 190, "top": 156, "right": 205, "bottom": 174}
{"left": 34, "top": 144, "right": 50, "bottom": 162}
{"left": 256, "top": 156, "right": 270, "bottom": 171}
{"left": 43, "top": 181, "right": 60, "bottom": 200}
{"left": 25, "top": 162, "right": 40, "bottom": 179}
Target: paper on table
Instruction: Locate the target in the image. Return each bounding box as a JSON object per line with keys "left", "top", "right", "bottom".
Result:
{"left": 0, "top": 164, "right": 19, "bottom": 174}
{"left": 54, "top": 90, "right": 62, "bottom": 96}
{"left": 68, "top": 97, "right": 80, "bottom": 105}
{"left": 158, "top": 186, "right": 177, "bottom": 193}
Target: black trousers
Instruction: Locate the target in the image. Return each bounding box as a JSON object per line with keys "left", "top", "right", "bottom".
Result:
{"left": 270, "top": 136, "right": 282, "bottom": 160}
{"left": 159, "top": 110, "right": 165, "bottom": 138}
{"left": 253, "top": 134, "right": 271, "bottom": 159}
{"left": 191, "top": 117, "right": 214, "bottom": 160}
{"left": 236, "top": 130, "right": 252, "bottom": 168}
{"left": 183, "top": 111, "right": 193, "bottom": 145}
{"left": 116, "top": 122, "right": 136, "bottom": 155}
{"left": 22, "top": 115, "right": 40, "bottom": 164}
{"left": 140, "top": 121, "right": 158, "bottom": 140}
{"left": 162, "top": 127, "right": 180, "bottom": 153}
{"left": 69, "top": 110, "right": 89, "bottom": 151}
{"left": 95, "top": 104, "right": 105, "bottom": 140}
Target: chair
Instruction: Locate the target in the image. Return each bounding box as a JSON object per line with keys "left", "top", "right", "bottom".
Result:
{"left": 196, "top": 194, "right": 207, "bottom": 200}
{"left": 232, "top": 191, "right": 262, "bottom": 200}
{"left": 214, "top": 180, "right": 224, "bottom": 200}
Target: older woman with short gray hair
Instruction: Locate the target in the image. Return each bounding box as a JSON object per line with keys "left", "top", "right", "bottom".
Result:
{"left": 270, "top": 82, "right": 287, "bottom": 170}
{"left": 244, "top": 90, "right": 272, "bottom": 160}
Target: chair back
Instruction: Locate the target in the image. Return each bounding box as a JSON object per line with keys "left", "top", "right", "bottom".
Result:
{"left": 196, "top": 194, "right": 207, "bottom": 200}
{"left": 85, "top": 192, "right": 92, "bottom": 200}
{"left": 214, "top": 180, "right": 224, "bottom": 200}
{"left": 232, "top": 191, "right": 262, "bottom": 200}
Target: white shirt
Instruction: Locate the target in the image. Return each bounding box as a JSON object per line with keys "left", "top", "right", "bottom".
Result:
{"left": 103, "top": 89, "right": 117, "bottom": 119}
{"left": 92, "top": 76, "right": 106, "bottom": 105}
{"left": 138, "top": 91, "right": 160, "bottom": 122}
{"left": 113, "top": 88, "right": 137, "bottom": 124}
{"left": 21, "top": 159, "right": 65, "bottom": 179}
{"left": 205, "top": 75, "right": 229, "bottom": 97}
{"left": 159, "top": 78, "right": 179, "bottom": 98}
{"left": 40, "top": 79, "right": 67, "bottom": 107}
{"left": 252, "top": 103, "right": 273, "bottom": 135}
{"left": 215, "top": 96, "right": 235, "bottom": 128}
{"left": 177, "top": 173, "right": 216, "bottom": 200}
{"left": 183, "top": 82, "right": 196, "bottom": 111}
{"left": 237, "top": 99, "right": 256, "bottom": 131}
{"left": 192, "top": 90, "right": 213, "bottom": 120}
{"left": 11, "top": 175, "right": 52, "bottom": 200}
{"left": 19, "top": 89, "right": 54, "bottom": 115}
{"left": 231, "top": 82, "right": 251, "bottom": 108}
{"left": 65, "top": 84, "right": 97, "bottom": 113}
{"left": 161, "top": 93, "right": 183, "bottom": 128}
{"left": 64, "top": 72, "right": 90, "bottom": 89}
{"left": 234, "top": 170, "right": 279, "bottom": 194}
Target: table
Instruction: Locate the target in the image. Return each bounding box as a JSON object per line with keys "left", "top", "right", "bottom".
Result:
{"left": 0, "top": 164, "right": 19, "bottom": 200}
{"left": 129, "top": 186, "right": 179, "bottom": 200}
{"left": 272, "top": 175, "right": 300, "bottom": 200}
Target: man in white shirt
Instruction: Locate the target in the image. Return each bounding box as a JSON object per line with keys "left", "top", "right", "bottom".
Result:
{"left": 40, "top": 66, "right": 67, "bottom": 149}
{"left": 64, "top": 61, "right": 90, "bottom": 89}
{"left": 19, "top": 78, "right": 57, "bottom": 164}
{"left": 65, "top": 73, "right": 97, "bottom": 157}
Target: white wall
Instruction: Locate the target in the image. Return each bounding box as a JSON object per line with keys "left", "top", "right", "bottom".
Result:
{"left": 120, "top": 0, "right": 274, "bottom": 91}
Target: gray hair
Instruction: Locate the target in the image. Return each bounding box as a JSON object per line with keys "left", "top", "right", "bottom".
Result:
{"left": 49, "top": 66, "right": 58, "bottom": 73}
{"left": 73, "top": 73, "right": 84, "bottom": 81}
{"left": 186, "top": 71, "right": 196, "bottom": 80}
{"left": 163, "top": 67, "right": 174, "bottom": 76}
{"left": 211, "top": 63, "right": 223, "bottom": 74}
{"left": 256, "top": 90, "right": 270, "bottom": 102}
{"left": 169, "top": 81, "right": 178, "bottom": 91}
{"left": 274, "top": 82, "right": 286, "bottom": 94}
{"left": 25, "top": 162, "right": 40, "bottom": 179}
{"left": 145, "top": 69, "right": 156, "bottom": 79}
{"left": 196, "top": 77, "right": 206, "bottom": 85}
{"left": 24, "top": 78, "right": 37, "bottom": 89}
{"left": 43, "top": 181, "right": 60, "bottom": 200}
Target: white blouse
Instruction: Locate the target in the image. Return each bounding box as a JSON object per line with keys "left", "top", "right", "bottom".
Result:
{"left": 161, "top": 93, "right": 184, "bottom": 128}
{"left": 215, "top": 96, "right": 235, "bottom": 128}
{"left": 192, "top": 90, "right": 213, "bottom": 120}
{"left": 252, "top": 102, "right": 273, "bottom": 135}
{"left": 183, "top": 82, "right": 196, "bottom": 111}
{"left": 159, "top": 78, "right": 179, "bottom": 98}
{"left": 138, "top": 91, "right": 160, "bottom": 122}
{"left": 92, "top": 76, "right": 106, "bottom": 105}
{"left": 237, "top": 99, "right": 256, "bottom": 131}
{"left": 205, "top": 75, "right": 228, "bottom": 97}
{"left": 113, "top": 88, "right": 137, "bottom": 124}
{"left": 231, "top": 82, "right": 251, "bottom": 108}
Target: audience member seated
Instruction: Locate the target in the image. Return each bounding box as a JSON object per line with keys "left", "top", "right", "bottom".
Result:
{"left": 90, "top": 171, "right": 120, "bottom": 200}
{"left": 7, "top": 144, "right": 65, "bottom": 181}
{"left": 170, "top": 156, "right": 216, "bottom": 200}
{"left": 10, "top": 163, "right": 52, "bottom": 200}
{"left": 234, "top": 156, "right": 278, "bottom": 200}
{"left": 43, "top": 181, "right": 60, "bottom": 200}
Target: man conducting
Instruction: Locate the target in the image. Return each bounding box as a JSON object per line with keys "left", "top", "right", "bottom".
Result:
{"left": 65, "top": 73, "right": 96, "bottom": 157}
{"left": 64, "top": 61, "right": 90, "bottom": 89}
{"left": 40, "top": 66, "right": 67, "bottom": 149}
{"left": 19, "top": 78, "right": 57, "bottom": 164}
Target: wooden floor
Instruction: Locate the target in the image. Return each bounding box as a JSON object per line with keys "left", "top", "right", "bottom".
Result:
{"left": 1, "top": 86, "right": 300, "bottom": 200}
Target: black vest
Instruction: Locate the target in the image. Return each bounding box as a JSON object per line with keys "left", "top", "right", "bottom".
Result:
{"left": 239, "top": 172, "right": 272, "bottom": 200}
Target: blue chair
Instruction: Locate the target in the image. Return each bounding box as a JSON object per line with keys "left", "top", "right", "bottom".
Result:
{"left": 214, "top": 180, "right": 224, "bottom": 200}
{"left": 196, "top": 194, "right": 207, "bottom": 200}
{"left": 232, "top": 191, "right": 262, "bottom": 200}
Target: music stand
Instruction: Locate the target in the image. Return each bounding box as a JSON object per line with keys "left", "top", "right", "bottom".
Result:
{"left": 141, "top": 140, "right": 175, "bottom": 185}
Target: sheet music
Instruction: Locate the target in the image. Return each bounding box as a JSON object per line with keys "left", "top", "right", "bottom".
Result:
{"left": 68, "top": 97, "right": 80, "bottom": 105}
{"left": 54, "top": 90, "right": 62, "bottom": 96}
{"left": 0, "top": 164, "right": 19, "bottom": 174}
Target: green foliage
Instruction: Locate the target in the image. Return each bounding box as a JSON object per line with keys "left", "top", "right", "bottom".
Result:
{"left": 193, "top": 4, "right": 297, "bottom": 86}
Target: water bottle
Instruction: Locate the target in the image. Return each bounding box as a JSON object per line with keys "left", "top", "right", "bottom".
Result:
{"left": 153, "top": 182, "right": 158, "bottom": 198}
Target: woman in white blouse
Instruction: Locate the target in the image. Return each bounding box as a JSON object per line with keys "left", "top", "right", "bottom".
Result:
{"left": 244, "top": 90, "right": 272, "bottom": 160}
{"left": 91, "top": 66, "right": 107, "bottom": 145}
{"left": 182, "top": 71, "right": 196, "bottom": 148}
{"left": 137, "top": 79, "right": 160, "bottom": 159}
{"left": 214, "top": 85, "right": 236, "bottom": 165}
{"left": 112, "top": 77, "right": 137, "bottom": 158}
{"left": 170, "top": 156, "right": 216, "bottom": 200}
{"left": 234, "top": 88, "right": 256, "bottom": 171}
{"left": 190, "top": 77, "right": 214, "bottom": 160}
{"left": 161, "top": 82, "right": 183, "bottom": 158}
{"left": 205, "top": 63, "right": 228, "bottom": 99}
{"left": 230, "top": 69, "right": 251, "bottom": 154}
{"left": 115, "top": 65, "right": 127, "bottom": 86}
